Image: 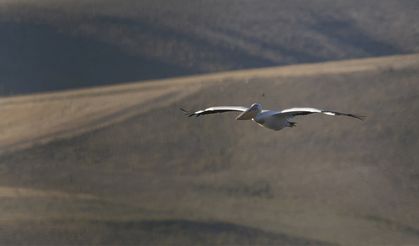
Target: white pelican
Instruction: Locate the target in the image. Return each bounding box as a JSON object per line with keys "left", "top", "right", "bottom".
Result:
{"left": 181, "top": 103, "right": 364, "bottom": 131}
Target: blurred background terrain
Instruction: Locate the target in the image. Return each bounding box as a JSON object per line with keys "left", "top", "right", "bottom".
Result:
{"left": 1, "top": 0, "right": 419, "bottom": 95}
{"left": 1, "top": 54, "right": 419, "bottom": 245}
{"left": 1, "top": 0, "right": 419, "bottom": 245}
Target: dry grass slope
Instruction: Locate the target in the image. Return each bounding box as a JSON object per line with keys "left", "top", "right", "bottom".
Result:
{"left": 1, "top": 54, "right": 419, "bottom": 245}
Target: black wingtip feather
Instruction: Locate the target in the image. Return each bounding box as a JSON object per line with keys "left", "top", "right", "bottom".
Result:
{"left": 324, "top": 110, "right": 366, "bottom": 121}
{"left": 353, "top": 115, "right": 366, "bottom": 121}
{"left": 179, "top": 108, "right": 195, "bottom": 117}
{"left": 344, "top": 113, "right": 366, "bottom": 121}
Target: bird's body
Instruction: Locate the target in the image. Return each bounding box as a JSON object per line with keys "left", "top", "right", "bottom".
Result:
{"left": 181, "top": 103, "right": 364, "bottom": 131}
{"left": 253, "top": 110, "right": 291, "bottom": 130}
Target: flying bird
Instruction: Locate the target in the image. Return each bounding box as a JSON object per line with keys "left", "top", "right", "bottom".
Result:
{"left": 181, "top": 103, "right": 364, "bottom": 131}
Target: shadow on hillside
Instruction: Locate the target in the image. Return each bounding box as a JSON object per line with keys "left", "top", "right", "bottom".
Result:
{"left": 0, "top": 218, "right": 335, "bottom": 245}
{"left": 0, "top": 19, "right": 273, "bottom": 96}
{"left": 312, "top": 16, "right": 400, "bottom": 56}
{"left": 0, "top": 21, "right": 193, "bottom": 96}
{"left": 0, "top": 13, "right": 405, "bottom": 96}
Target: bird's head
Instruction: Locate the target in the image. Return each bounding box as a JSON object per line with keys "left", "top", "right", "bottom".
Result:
{"left": 250, "top": 103, "right": 262, "bottom": 112}
{"left": 236, "top": 103, "right": 262, "bottom": 120}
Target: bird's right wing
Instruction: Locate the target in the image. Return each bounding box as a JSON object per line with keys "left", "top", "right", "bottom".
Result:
{"left": 275, "top": 107, "right": 365, "bottom": 120}
{"left": 180, "top": 106, "right": 247, "bottom": 117}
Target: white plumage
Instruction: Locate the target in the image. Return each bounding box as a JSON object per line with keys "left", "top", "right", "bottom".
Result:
{"left": 181, "top": 103, "right": 364, "bottom": 131}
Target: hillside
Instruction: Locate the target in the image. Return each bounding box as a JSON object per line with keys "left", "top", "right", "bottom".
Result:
{"left": 1, "top": 54, "right": 419, "bottom": 245}
{"left": 1, "top": 0, "right": 419, "bottom": 94}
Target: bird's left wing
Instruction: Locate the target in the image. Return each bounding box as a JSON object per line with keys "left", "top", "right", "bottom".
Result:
{"left": 275, "top": 107, "right": 365, "bottom": 120}
{"left": 180, "top": 106, "right": 247, "bottom": 117}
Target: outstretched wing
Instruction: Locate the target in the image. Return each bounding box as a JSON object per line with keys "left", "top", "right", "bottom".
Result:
{"left": 276, "top": 107, "right": 365, "bottom": 120}
{"left": 180, "top": 106, "right": 247, "bottom": 117}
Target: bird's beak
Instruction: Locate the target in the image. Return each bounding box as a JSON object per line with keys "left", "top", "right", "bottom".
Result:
{"left": 236, "top": 108, "right": 255, "bottom": 120}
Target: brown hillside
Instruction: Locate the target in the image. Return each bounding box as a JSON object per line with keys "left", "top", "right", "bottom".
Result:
{"left": 1, "top": 54, "right": 419, "bottom": 245}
